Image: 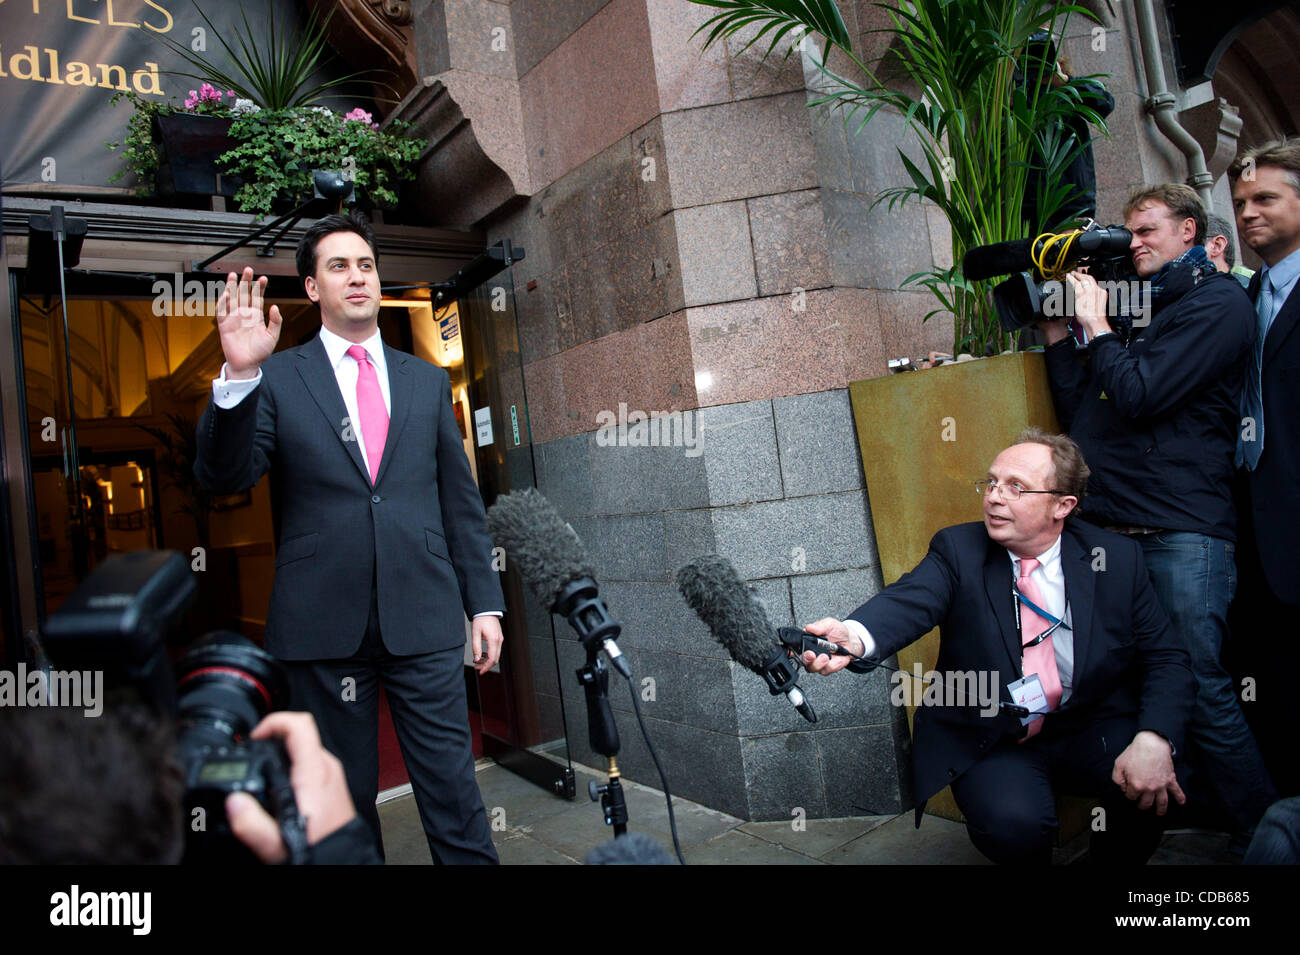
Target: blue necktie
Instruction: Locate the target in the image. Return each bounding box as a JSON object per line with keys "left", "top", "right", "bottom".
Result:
{"left": 1238, "top": 274, "right": 1273, "bottom": 470}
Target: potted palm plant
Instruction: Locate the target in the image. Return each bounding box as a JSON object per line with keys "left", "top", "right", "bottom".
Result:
{"left": 689, "top": 0, "right": 1109, "bottom": 822}
{"left": 691, "top": 0, "right": 1106, "bottom": 356}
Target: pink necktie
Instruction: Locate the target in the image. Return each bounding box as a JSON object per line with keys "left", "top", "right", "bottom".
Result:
{"left": 1017, "top": 557, "right": 1062, "bottom": 740}
{"left": 347, "top": 344, "right": 388, "bottom": 483}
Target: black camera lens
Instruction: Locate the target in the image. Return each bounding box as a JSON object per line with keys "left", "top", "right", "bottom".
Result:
{"left": 174, "top": 631, "right": 289, "bottom": 748}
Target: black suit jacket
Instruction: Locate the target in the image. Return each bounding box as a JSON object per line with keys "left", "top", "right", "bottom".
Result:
{"left": 848, "top": 521, "right": 1192, "bottom": 817}
{"left": 195, "top": 335, "right": 504, "bottom": 660}
{"left": 1244, "top": 272, "right": 1300, "bottom": 603}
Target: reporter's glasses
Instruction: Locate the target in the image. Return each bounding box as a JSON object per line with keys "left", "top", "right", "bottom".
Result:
{"left": 974, "top": 480, "right": 1062, "bottom": 502}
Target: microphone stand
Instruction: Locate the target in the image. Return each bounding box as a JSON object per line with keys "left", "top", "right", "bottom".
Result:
{"left": 577, "top": 645, "right": 627, "bottom": 837}
{"left": 556, "top": 578, "right": 629, "bottom": 837}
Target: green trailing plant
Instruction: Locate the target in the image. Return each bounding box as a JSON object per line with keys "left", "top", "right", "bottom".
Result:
{"left": 106, "top": 90, "right": 171, "bottom": 191}
{"left": 106, "top": 92, "right": 422, "bottom": 215}
{"left": 218, "top": 106, "right": 424, "bottom": 216}
{"left": 689, "top": 0, "right": 1109, "bottom": 356}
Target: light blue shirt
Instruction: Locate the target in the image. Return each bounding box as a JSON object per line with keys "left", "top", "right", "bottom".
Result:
{"left": 1238, "top": 245, "right": 1300, "bottom": 468}
{"left": 1259, "top": 246, "right": 1300, "bottom": 337}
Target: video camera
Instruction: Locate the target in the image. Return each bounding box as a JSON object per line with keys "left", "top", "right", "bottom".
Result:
{"left": 41, "top": 550, "right": 309, "bottom": 864}
{"left": 963, "top": 223, "right": 1139, "bottom": 335}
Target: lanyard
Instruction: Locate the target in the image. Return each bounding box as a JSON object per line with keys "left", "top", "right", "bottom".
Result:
{"left": 1013, "top": 572, "right": 1070, "bottom": 649}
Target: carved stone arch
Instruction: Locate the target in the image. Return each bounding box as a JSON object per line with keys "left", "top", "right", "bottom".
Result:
{"left": 305, "top": 0, "right": 419, "bottom": 111}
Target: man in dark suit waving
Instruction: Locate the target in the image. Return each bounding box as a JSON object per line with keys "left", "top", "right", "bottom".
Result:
{"left": 195, "top": 214, "right": 505, "bottom": 863}
{"left": 1229, "top": 139, "right": 1300, "bottom": 798}
{"left": 803, "top": 430, "right": 1193, "bottom": 864}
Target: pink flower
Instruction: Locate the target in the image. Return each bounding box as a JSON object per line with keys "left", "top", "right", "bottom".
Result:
{"left": 344, "top": 107, "right": 375, "bottom": 125}
{"left": 227, "top": 90, "right": 236, "bottom": 97}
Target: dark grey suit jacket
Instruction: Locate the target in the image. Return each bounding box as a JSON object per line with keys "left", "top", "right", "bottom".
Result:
{"left": 195, "top": 335, "right": 504, "bottom": 660}
{"left": 848, "top": 520, "right": 1193, "bottom": 819}
{"left": 1245, "top": 272, "right": 1300, "bottom": 603}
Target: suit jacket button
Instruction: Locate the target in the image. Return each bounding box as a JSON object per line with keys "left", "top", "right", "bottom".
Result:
{"left": 371, "top": 495, "right": 381, "bottom": 503}
{"left": 948, "top": 768, "right": 957, "bottom": 778}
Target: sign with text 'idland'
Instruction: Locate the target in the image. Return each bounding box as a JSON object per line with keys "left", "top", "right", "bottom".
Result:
{"left": 0, "top": 1, "right": 323, "bottom": 192}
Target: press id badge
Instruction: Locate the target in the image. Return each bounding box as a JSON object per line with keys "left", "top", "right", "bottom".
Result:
{"left": 1007, "top": 674, "right": 1050, "bottom": 726}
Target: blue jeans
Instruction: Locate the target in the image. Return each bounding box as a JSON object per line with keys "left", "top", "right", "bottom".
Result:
{"left": 1139, "top": 532, "right": 1277, "bottom": 834}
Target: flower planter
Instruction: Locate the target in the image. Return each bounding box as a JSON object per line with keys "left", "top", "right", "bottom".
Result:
{"left": 153, "top": 113, "right": 241, "bottom": 197}
{"left": 849, "top": 351, "right": 1059, "bottom": 820}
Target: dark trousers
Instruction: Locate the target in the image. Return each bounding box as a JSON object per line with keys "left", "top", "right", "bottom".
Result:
{"left": 1228, "top": 472, "right": 1300, "bottom": 799}
{"left": 950, "top": 716, "right": 1168, "bottom": 865}
{"left": 1244, "top": 797, "right": 1300, "bottom": 865}
{"left": 283, "top": 585, "right": 497, "bottom": 864}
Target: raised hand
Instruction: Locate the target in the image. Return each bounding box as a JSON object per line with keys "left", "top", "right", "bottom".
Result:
{"left": 216, "top": 267, "right": 283, "bottom": 379}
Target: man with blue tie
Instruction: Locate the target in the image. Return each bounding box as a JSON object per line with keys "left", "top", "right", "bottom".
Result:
{"left": 1229, "top": 140, "right": 1300, "bottom": 799}
{"left": 195, "top": 214, "right": 506, "bottom": 863}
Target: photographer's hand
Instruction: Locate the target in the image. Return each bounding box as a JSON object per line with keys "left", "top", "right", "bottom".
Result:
{"left": 1066, "top": 270, "right": 1114, "bottom": 338}
{"left": 1037, "top": 317, "right": 1073, "bottom": 345}
{"left": 226, "top": 712, "right": 358, "bottom": 864}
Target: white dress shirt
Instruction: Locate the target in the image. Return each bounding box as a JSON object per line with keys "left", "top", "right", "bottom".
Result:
{"left": 213, "top": 326, "right": 391, "bottom": 468}
{"left": 1008, "top": 534, "right": 1073, "bottom": 703}
{"left": 844, "top": 533, "right": 1074, "bottom": 702}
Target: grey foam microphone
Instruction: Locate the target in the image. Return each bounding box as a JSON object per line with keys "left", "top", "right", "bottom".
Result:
{"left": 675, "top": 554, "right": 817, "bottom": 722}
{"left": 583, "top": 833, "right": 675, "bottom": 865}
{"left": 486, "top": 489, "right": 629, "bottom": 676}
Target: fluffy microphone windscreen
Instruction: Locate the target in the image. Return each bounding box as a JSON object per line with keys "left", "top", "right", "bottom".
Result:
{"left": 675, "top": 555, "right": 774, "bottom": 673}
{"left": 583, "top": 833, "right": 675, "bottom": 865}
{"left": 485, "top": 489, "right": 595, "bottom": 608}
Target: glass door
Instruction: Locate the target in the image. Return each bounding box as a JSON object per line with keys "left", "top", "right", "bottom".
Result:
{"left": 402, "top": 246, "right": 575, "bottom": 800}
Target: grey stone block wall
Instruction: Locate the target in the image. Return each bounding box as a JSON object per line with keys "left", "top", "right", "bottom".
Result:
{"left": 524, "top": 386, "right": 911, "bottom": 821}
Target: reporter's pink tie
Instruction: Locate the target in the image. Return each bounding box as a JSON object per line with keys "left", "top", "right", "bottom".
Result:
{"left": 1018, "top": 557, "right": 1062, "bottom": 740}
{"left": 348, "top": 345, "right": 388, "bottom": 483}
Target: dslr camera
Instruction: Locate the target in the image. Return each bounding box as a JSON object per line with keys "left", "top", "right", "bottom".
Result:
{"left": 41, "top": 550, "right": 309, "bottom": 864}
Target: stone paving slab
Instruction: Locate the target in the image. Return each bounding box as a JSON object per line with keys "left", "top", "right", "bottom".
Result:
{"left": 377, "top": 759, "right": 1238, "bottom": 866}
{"left": 821, "top": 813, "right": 992, "bottom": 865}
{"left": 739, "top": 815, "right": 894, "bottom": 859}
{"left": 684, "top": 829, "right": 826, "bottom": 865}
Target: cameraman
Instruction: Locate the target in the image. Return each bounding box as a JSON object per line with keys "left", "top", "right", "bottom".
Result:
{"left": 0, "top": 705, "right": 380, "bottom": 865}
{"left": 1038, "top": 184, "right": 1275, "bottom": 846}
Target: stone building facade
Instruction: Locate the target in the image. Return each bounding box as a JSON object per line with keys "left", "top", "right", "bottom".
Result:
{"left": 365, "top": 0, "right": 1299, "bottom": 819}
